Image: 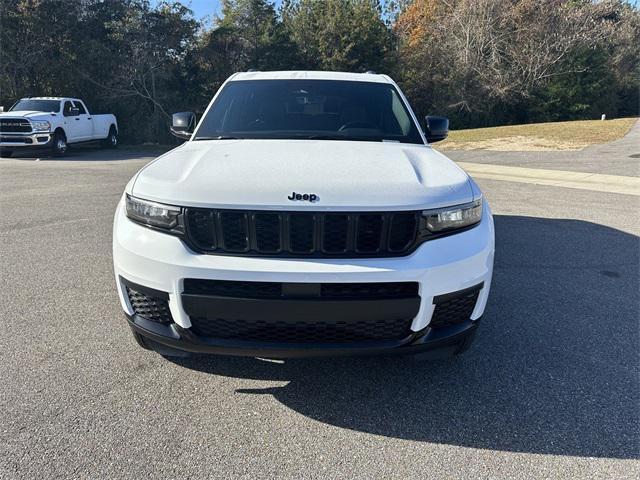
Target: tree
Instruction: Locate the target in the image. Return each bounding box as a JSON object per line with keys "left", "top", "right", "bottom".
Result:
{"left": 281, "top": 0, "right": 394, "bottom": 72}
{"left": 393, "top": 0, "right": 639, "bottom": 127}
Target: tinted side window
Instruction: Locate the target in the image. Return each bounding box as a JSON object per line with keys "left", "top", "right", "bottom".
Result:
{"left": 63, "top": 101, "right": 76, "bottom": 116}
{"left": 73, "top": 101, "right": 86, "bottom": 115}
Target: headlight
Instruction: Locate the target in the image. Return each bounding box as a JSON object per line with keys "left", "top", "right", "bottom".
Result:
{"left": 422, "top": 198, "right": 483, "bottom": 233}
{"left": 125, "top": 194, "right": 182, "bottom": 230}
{"left": 31, "top": 120, "right": 51, "bottom": 132}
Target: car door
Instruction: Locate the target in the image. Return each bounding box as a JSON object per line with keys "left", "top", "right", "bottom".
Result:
{"left": 62, "top": 100, "right": 81, "bottom": 142}
{"left": 72, "top": 101, "right": 92, "bottom": 141}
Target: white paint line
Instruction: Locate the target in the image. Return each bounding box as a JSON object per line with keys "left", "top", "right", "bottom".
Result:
{"left": 456, "top": 162, "right": 640, "bottom": 196}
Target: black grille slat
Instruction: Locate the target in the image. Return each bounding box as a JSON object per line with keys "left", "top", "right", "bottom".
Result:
{"left": 254, "top": 213, "right": 282, "bottom": 253}
{"left": 356, "top": 214, "right": 384, "bottom": 253}
{"left": 184, "top": 209, "right": 421, "bottom": 257}
{"left": 322, "top": 214, "right": 349, "bottom": 253}
{"left": 184, "top": 279, "right": 419, "bottom": 300}
{"left": 183, "top": 279, "right": 282, "bottom": 298}
{"left": 388, "top": 213, "right": 417, "bottom": 252}
{"left": 321, "top": 282, "right": 419, "bottom": 299}
{"left": 187, "top": 210, "right": 216, "bottom": 249}
{"left": 288, "top": 213, "right": 315, "bottom": 253}
{"left": 220, "top": 211, "right": 249, "bottom": 252}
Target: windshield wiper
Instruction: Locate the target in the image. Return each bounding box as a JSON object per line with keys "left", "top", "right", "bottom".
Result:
{"left": 306, "top": 134, "right": 382, "bottom": 142}
{"left": 195, "top": 135, "right": 240, "bottom": 140}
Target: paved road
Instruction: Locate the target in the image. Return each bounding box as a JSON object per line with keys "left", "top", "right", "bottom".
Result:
{"left": 1, "top": 143, "right": 638, "bottom": 479}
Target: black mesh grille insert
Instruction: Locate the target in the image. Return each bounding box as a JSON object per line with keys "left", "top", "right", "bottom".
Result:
{"left": 185, "top": 209, "right": 419, "bottom": 258}
{"left": 388, "top": 213, "right": 417, "bottom": 252}
{"left": 356, "top": 214, "right": 384, "bottom": 253}
{"left": 430, "top": 285, "right": 482, "bottom": 329}
{"left": 189, "top": 317, "right": 414, "bottom": 343}
{"left": 220, "top": 212, "right": 249, "bottom": 251}
{"left": 322, "top": 214, "right": 349, "bottom": 253}
{"left": 125, "top": 286, "right": 173, "bottom": 324}
{"left": 186, "top": 210, "right": 216, "bottom": 249}
{"left": 254, "top": 213, "right": 281, "bottom": 252}
{"left": 289, "top": 213, "right": 315, "bottom": 253}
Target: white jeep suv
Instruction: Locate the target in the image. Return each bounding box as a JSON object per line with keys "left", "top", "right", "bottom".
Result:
{"left": 113, "top": 71, "right": 494, "bottom": 359}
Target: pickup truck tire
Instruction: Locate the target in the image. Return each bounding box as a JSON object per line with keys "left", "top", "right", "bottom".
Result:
{"left": 103, "top": 126, "right": 118, "bottom": 149}
{"left": 0, "top": 149, "right": 12, "bottom": 158}
{"left": 51, "top": 130, "right": 68, "bottom": 157}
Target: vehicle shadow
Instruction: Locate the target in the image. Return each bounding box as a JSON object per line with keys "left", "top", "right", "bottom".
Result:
{"left": 169, "top": 215, "right": 640, "bottom": 459}
{"left": 5, "top": 144, "right": 172, "bottom": 161}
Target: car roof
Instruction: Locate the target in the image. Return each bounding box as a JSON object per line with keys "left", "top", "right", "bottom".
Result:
{"left": 230, "top": 71, "right": 393, "bottom": 84}
{"left": 25, "top": 97, "right": 80, "bottom": 102}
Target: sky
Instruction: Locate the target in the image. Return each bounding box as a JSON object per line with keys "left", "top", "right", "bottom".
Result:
{"left": 173, "top": 0, "right": 284, "bottom": 21}
{"left": 163, "top": 0, "right": 639, "bottom": 22}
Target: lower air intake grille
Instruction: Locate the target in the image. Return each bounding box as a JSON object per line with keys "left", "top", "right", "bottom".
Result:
{"left": 430, "top": 284, "right": 483, "bottom": 329}
{"left": 189, "top": 317, "right": 414, "bottom": 343}
{"left": 182, "top": 279, "right": 420, "bottom": 343}
{"left": 125, "top": 284, "right": 173, "bottom": 324}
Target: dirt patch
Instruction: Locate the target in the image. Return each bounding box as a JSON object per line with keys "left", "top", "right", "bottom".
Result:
{"left": 439, "top": 136, "right": 585, "bottom": 151}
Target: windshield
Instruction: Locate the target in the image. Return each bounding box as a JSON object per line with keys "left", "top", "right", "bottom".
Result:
{"left": 194, "top": 80, "right": 424, "bottom": 144}
{"left": 10, "top": 99, "right": 60, "bottom": 113}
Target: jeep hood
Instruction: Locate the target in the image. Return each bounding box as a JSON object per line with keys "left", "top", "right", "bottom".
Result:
{"left": 131, "top": 139, "right": 473, "bottom": 210}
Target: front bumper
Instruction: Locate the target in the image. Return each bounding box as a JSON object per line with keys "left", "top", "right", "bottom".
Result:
{"left": 0, "top": 132, "right": 51, "bottom": 148}
{"left": 113, "top": 197, "right": 495, "bottom": 357}
{"left": 126, "top": 310, "right": 480, "bottom": 358}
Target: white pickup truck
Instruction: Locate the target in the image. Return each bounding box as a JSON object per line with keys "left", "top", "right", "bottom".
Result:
{"left": 0, "top": 97, "right": 118, "bottom": 157}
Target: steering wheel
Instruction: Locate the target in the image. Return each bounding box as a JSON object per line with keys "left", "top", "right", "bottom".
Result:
{"left": 338, "top": 121, "right": 377, "bottom": 131}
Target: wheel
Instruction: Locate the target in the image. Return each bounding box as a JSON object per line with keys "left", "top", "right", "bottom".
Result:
{"left": 131, "top": 329, "right": 153, "bottom": 350}
{"left": 51, "top": 130, "right": 68, "bottom": 156}
{"left": 0, "top": 149, "right": 12, "bottom": 158}
{"left": 103, "top": 126, "right": 118, "bottom": 148}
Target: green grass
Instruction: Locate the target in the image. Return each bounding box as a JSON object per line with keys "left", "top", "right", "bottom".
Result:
{"left": 438, "top": 117, "right": 638, "bottom": 151}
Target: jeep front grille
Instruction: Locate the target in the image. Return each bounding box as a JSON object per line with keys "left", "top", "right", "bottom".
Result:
{"left": 184, "top": 209, "right": 419, "bottom": 258}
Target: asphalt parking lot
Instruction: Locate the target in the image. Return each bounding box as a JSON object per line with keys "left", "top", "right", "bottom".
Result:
{"left": 1, "top": 137, "right": 638, "bottom": 479}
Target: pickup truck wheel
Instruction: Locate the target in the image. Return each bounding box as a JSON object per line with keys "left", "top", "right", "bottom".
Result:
{"left": 103, "top": 127, "right": 118, "bottom": 149}
{"left": 51, "top": 131, "right": 68, "bottom": 156}
{"left": 0, "top": 149, "right": 12, "bottom": 158}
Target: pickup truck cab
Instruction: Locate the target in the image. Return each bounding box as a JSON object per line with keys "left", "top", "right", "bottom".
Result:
{"left": 0, "top": 97, "right": 118, "bottom": 157}
{"left": 113, "top": 71, "right": 494, "bottom": 360}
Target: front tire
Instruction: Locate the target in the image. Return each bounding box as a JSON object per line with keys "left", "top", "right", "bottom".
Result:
{"left": 51, "top": 131, "right": 68, "bottom": 157}
{"left": 103, "top": 126, "right": 118, "bottom": 149}
{"left": 0, "top": 149, "right": 12, "bottom": 158}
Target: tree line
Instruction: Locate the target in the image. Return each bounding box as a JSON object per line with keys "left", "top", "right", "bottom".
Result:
{"left": 1, "top": 0, "right": 638, "bottom": 143}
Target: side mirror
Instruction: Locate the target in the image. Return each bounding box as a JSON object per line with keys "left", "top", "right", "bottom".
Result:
{"left": 424, "top": 115, "right": 449, "bottom": 143}
{"left": 170, "top": 111, "right": 196, "bottom": 140}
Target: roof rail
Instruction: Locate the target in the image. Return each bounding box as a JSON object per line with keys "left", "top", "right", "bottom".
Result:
{"left": 247, "top": 69, "right": 259, "bottom": 72}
